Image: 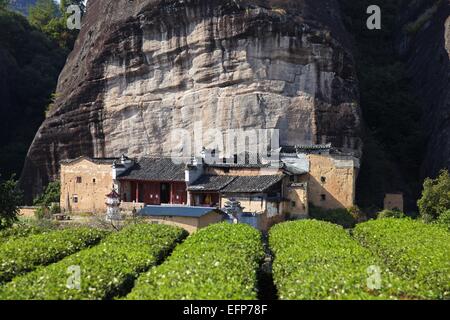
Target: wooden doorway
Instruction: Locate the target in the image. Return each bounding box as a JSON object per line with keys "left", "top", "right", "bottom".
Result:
{"left": 160, "top": 183, "right": 171, "bottom": 204}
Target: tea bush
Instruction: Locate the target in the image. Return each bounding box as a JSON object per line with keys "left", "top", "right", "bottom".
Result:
{"left": 0, "top": 227, "right": 106, "bottom": 283}
{"left": 270, "top": 220, "right": 420, "bottom": 300}
{"left": 354, "top": 218, "right": 450, "bottom": 299}
{"left": 126, "top": 223, "right": 264, "bottom": 300}
{"left": 0, "top": 224, "right": 49, "bottom": 243}
{"left": 0, "top": 223, "right": 187, "bottom": 300}
{"left": 377, "top": 209, "right": 405, "bottom": 219}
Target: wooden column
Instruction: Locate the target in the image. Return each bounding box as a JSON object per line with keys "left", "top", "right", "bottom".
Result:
{"left": 136, "top": 182, "right": 139, "bottom": 203}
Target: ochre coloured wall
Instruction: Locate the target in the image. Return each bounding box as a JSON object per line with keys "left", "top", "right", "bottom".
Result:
{"left": 60, "top": 159, "right": 114, "bottom": 214}
{"left": 307, "top": 154, "right": 357, "bottom": 209}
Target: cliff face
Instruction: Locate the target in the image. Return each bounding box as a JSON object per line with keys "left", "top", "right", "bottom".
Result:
{"left": 397, "top": 0, "right": 450, "bottom": 178}
{"left": 20, "top": 0, "right": 362, "bottom": 201}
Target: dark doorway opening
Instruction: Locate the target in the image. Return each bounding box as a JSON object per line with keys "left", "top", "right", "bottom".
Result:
{"left": 160, "top": 183, "right": 171, "bottom": 204}
{"left": 138, "top": 183, "right": 144, "bottom": 203}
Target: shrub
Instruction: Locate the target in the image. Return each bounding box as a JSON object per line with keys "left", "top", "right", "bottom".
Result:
{"left": 49, "top": 203, "right": 61, "bottom": 214}
{"left": 309, "top": 205, "right": 357, "bottom": 228}
{"left": 126, "top": 223, "right": 264, "bottom": 300}
{"left": 417, "top": 170, "right": 450, "bottom": 222}
{"left": 0, "top": 177, "right": 23, "bottom": 230}
{"left": 270, "top": 220, "right": 420, "bottom": 300}
{"left": 354, "top": 218, "right": 450, "bottom": 299}
{"left": 0, "top": 224, "right": 187, "bottom": 300}
{"left": 33, "top": 181, "right": 60, "bottom": 207}
{"left": 0, "top": 223, "right": 49, "bottom": 243}
{"left": 34, "top": 206, "right": 50, "bottom": 220}
{"left": 435, "top": 210, "right": 450, "bottom": 231}
{"left": 377, "top": 209, "right": 405, "bottom": 219}
{"left": 0, "top": 227, "right": 106, "bottom": 283}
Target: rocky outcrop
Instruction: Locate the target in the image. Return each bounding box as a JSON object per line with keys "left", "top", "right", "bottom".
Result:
{"left": 397, "top": 0, "right": 450, "bottom": 178}
{"left": 20, "top": 0, "right": 362, "bottom": 201}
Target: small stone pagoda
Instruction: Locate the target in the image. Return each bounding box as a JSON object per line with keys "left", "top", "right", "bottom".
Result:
{"left": 105, "top": 189, "right": 121, "bottom": 221}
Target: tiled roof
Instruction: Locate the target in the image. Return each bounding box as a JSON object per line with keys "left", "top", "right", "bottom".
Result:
{"left": 280, "top": 144, "right": 332, "bottom": 154}
{"left": 118, "top": 157, "right": 186, "bottom": 182}
{"left": 282, "top": 163, "right": 308, "bottom": 175}
{"left": 205, "top": 152, "right": 283, "bottom": 169}
{"left": 187, "top": 175, "right": 236, "bottom": 192}
{"left": 60, "top": 156, "right": 119, "bottom": 165}
{"left": 138, "top": 205, "right": 224, "bottom": 218}
{"left": 221, "top": 175, "right": 285, "bottom": 193}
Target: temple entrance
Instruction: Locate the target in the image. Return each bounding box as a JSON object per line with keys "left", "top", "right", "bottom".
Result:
{"left": 160, "top": 183, "right": 171, "bottom": 204}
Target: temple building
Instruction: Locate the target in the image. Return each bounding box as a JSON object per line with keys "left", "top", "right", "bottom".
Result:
{"left": 59, "top": 144, "right": 359, "bottom": 230}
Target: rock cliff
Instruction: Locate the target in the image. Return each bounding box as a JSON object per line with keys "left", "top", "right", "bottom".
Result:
{"left": 397, "top": 0, "right": 450, "bottom": 178}
{"left": 20, "top": 0, "right": 362, "bottom": 201}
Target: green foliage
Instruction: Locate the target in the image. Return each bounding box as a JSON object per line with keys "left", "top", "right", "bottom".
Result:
{"left": 354, "top": 218, "right": 450, "bottom": 299}
{"left": 127, "top": 223, "right": 265, "bottom": 300}
{"left": 309, "top": 205, "right": 357, "bottom": 228}
{"left": 435, "top": 210, "right": 450, "bottom": 231}
{"left": 0, "top": 9, "right": 66, "bottom": 179}
{"left": 417, "top": 170, "right": 450, "bottom": 222}
{"left": 0, "top": 177, "right": 23, "bottom": 230}
{"left": 377, "top": 209, "right": 406, "bottom": 219}
{"left": 28, "top": 0, "right": 83, "bottom": 50}
{"left": 0, "top": 223, "right": 48, "bottom": 242}
{"left": 270, "top": 220, "right": 417, "bottom": 299}
{"left": 0, "top": 227, "right": 106, "bottom": 283}
{"left": 0, "top": 0, "right": 10, "bottom": 9}
{"left": 33, "top": 181, "right": 60, "bottom": 219}
{"left": 33, "top": 181, "right": 60, "bottom": 207}
{"left": 28, "top": 0, "right": 58, "bottom": 28}
{"left": 0, "top": 224, "right": 187, "bottom": 300}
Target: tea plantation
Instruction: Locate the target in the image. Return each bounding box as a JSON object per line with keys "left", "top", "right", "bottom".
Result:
{"left": 0, "top": 219, "right": 448, "bottom": 300}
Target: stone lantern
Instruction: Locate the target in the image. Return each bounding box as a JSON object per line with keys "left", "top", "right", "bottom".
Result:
{"left": 106, "top": 189, "right": 121, "bottom": 221}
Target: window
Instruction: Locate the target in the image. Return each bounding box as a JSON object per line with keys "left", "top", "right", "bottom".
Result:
{"left": 321, "top": 176, "right": 326, "bottom": 183}
{"left": 73, "top": 195, "right": 79, "bottom": 203}
{"left": 76, "top": 177, "right": 82, "bottom": 183}
{"left": 291, "top": 201, "right": 296, "bottom": 208}
{"left": 321, "top": 194, "right": 326, "bottom": 201}
{"left": 92, "top": 178, "right": 96, "bottom": 184}
{"left": 290, "top": 175, "right": 295, "bottom": 182}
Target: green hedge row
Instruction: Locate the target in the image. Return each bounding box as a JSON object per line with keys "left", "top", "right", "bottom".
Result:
{"left": 0, "top": 228, "right": 106, "bottom": 283}
{"left": 126, "top": 223, "right": 265, "bottom": 300}
{"left": 354, "top": 218, "right": 450, "bottom": 299}
{"left": 269, "top": 220, "right": 418, "bottom": 300}
{"left": 0, "top": 224, "right": 49, "bottom": 243}
{"left": 0, "top": 223, "right": 187, "bottom": 300}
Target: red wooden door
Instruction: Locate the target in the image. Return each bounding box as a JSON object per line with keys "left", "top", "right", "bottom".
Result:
{"left": 171, "top": 182, "right": 187, "bottom": 205}
{"left": 146, "top": 182, "right": 160, "bottom": 205}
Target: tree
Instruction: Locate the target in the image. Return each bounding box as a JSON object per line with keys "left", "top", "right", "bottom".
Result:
{"left": 28, "top": 0, "right": 84, "bottom": 50}
{"left": 33, "top": 180, "right": 60, "bottom": 207}
{"left": 417, "top": 170, "right": 450, "bottom": 222}
{"left": 33, "top": 181, "right": 60, "bottom": 219}
{"left": 0, "top": 0, "right": 10, "bottom": 9}
{"left": 28, "top": 0, "right": 59, "bottom": 29}
{"left": 0, "top": 177, "right": 23, "bottom": 230}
